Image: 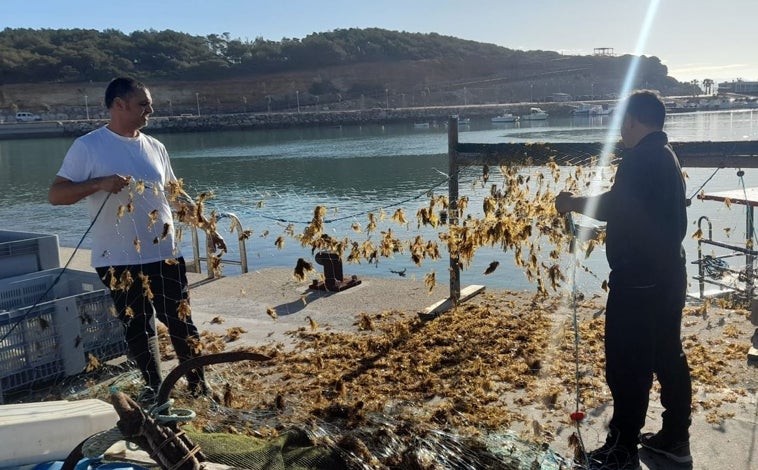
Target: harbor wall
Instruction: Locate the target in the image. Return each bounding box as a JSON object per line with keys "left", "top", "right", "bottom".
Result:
{"left": 0, "top": 103, "right": 579, "bottom": 140}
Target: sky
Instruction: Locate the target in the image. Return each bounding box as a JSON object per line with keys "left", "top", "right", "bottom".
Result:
{"left": 3, "top": 0, "right": 757, "bottom": 84}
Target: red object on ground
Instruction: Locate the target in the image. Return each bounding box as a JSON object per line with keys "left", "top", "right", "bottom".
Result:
{"left": 570, "top": 411, "right": 585, "bottom": 421}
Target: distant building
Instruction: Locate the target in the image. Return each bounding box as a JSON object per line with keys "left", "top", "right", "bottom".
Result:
{"left": 717, "top": 80, "right": 758, "bottom": 96}
{"left": 593, "top": 47, "right": 615, "bottom": 57}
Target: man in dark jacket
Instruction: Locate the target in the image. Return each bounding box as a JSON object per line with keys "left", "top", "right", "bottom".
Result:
{"left": 556, "top": 90, "right": 692, "bottom": 470}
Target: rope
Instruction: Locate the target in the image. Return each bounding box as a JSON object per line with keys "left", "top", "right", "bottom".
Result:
{"left": 565, "top": 213, "right": 589, "bottom": 467}
{"left": 737, "top": 169, "right": 758, "bottom": 242}
{"left": 149, "top": 429, "right": 188, "bottom": 460}
{"left": 702, "top": 255, "right": 730, "bottom": 279}
{"left": 687, "top": 166, "right": 721, "bottom": 204}
{"left": 150, "top": 399, "right": 197, "bottom": 424}
{"left": 0, "top": 192, "right": 111, "bottom": 344}
{"left": 259, "top": 177, "right": 449, "bottom": 224}
{"left": 167, "top": 444, "right": 202, "bottom": 470}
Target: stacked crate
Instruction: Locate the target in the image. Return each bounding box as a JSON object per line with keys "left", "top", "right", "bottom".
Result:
{"left": 0, "top": 231, "right": 127, "bottom": 403}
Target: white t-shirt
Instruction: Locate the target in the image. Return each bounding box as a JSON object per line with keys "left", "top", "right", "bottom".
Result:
{"left": 57, "top": 126, "right": 182, "bottom": 267}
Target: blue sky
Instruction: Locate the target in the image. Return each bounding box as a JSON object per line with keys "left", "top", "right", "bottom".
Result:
{"left": 4, "top": 0, "right": 756, "bottom": 83}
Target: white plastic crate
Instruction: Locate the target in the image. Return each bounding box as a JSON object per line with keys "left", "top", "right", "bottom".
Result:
{"left": 0, "top": 399, "right": 118, "bottom": 467}
{"left": 0, "top": 302, "right": 63, "bottom": 403}
{"left": 0, "top": 230, "right": 60, "bottom": 279}
{"left": 0, "top": 269, "right": 127, "bottom": 403}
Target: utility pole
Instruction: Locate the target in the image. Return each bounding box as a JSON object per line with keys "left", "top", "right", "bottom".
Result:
{"left": 195, "top": 93, "right": 200, "bottom": 116}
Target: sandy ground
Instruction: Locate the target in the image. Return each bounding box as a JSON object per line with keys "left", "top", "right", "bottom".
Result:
{"left": 55, "top": 247, "right": 758, "bottom": 469}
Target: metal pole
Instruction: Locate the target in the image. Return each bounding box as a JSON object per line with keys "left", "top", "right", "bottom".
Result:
{"left": 195, "top": 93, "right": 200, "bottom": 116}
{"left": 747, "top": 206, "right": 755, "bottom": 296}
{"left": 448, "top": 115, "right": 461, "bottom": 303}
{"left": 84, "top": 95, "right": 89, "bottom": 120}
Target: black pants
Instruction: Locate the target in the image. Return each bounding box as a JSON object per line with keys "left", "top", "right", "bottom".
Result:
{"left": 605, "top": 273, "right": 692, "bottom": 447}
{"left": 97, "top": 257, "right": 204, "bottom": 392}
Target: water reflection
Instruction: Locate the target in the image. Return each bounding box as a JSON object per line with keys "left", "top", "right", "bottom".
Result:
{"left": 0, "top": 110, "right": 756, "bottom": 292}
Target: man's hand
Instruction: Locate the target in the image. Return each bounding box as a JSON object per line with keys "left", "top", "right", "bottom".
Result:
{"left": 99, "top": 174, "right": 132, "bottom": 194}
{"left": 555, "top": 191, "right": 576, "bottom": 214}
{"left": 49, "top": 174, "right": 131, "bottom": 205}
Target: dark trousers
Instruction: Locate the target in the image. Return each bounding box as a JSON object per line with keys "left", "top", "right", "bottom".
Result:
{"left": 97, "top": 257, "right": 204, "bottom": 392}
{"left": 605, "top": 273, "right": 692, "bottom": 446}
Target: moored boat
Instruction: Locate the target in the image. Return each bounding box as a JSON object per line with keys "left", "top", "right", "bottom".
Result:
{"left": 571, "top": 103, "right": 600, "bottom": 116}
{"left": 520, "top": 107, "right": 548, "bottom": 121}
{"left": 491, "top": 113, "right": 519, "bottom": 123}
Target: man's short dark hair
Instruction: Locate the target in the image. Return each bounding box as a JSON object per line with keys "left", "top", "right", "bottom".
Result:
{"left": 105, "top": 77, "right": 147, "bottom": 109}
{"left": 625, "top": 90, "right": 665, "bottom": 129}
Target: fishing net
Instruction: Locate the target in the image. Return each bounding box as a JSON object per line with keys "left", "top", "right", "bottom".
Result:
{"left": 6, "top": 140, "right": 757, "bottom": 470}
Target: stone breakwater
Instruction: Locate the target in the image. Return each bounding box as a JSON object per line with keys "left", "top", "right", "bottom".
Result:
{"left": 0, "top": 103, "right": 577, "bottom": 140}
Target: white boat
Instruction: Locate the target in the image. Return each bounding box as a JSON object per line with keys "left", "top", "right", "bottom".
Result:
{"left": 491, "top": 113, "right": 519, "bottom": 123}
{"left": 413, "top": 122, "right": 430, "bottom": 129}
{"left": 521, "top": 107, "right": 549, "bottom": 121}
{"left": 591, "top": 104, "right": 614, "bottom": 116}
{"left": 571, "top": 103, "right": 600, "bottom": 116}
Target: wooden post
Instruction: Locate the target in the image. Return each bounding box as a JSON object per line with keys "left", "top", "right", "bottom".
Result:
{"left": 448, "top": 116, "right": 461, "bottom": 303}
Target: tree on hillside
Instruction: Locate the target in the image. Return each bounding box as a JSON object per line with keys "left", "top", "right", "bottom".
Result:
{"left": 703, "top": 78, "right": 714, "bottom": 95}
{"left": 0, "top": 26, "right": 691, "bottom": 97}
{"left": 691, "top": 79, "right": 701, "bottom": 96}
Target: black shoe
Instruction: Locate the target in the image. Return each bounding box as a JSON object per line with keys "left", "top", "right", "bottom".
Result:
{"left": 577, "top": 433, "right": 641, "bottom": 470}
{"left": 585, "top": 446, "right": 641, "bottom": 470}
{"left": 582, "top": 440, "right": 613, "bottom": 463}
{"left": 639, "top": 431, "right": 692, "bottom": 463}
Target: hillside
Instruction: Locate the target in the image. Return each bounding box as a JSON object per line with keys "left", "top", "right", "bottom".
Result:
{"left": 0, "top": 27, "right": 693, "bottom": 119}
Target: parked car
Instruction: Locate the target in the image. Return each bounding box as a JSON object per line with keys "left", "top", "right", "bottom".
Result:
{"left": 15, "top": 111, "right": 42, "bottom": 122}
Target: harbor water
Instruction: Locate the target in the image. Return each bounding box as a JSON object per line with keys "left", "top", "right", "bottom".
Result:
{"left": 1, "top": 110, "right": 757, "bottom": 295}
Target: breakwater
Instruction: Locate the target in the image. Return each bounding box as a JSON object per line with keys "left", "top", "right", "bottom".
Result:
{"left": 0, "top": 103, "right": 580, "bottom": 140}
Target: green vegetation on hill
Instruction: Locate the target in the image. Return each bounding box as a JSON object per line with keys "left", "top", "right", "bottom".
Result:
{"left": 0, "top": 27, "right": 693, "bottom": 115}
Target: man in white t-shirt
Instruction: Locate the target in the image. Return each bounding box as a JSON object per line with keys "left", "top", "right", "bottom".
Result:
{"left": 49, "top": 77, "right": 207, "bottom": 402}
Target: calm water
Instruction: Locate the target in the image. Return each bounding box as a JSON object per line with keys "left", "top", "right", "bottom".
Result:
{"left": 1, "top": 110, "right": 757, "bottom": 294}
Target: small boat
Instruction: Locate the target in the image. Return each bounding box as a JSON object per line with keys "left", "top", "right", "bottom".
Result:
{"left": 571, "top": 103, "right": 600, "bottom": 116}
{"left": 413, "top": 122, "right": 430, "bottom": 129}
{"left": 521, "top": 107, "right": 549, "bottom": 121}
{"left": 590, "top": 104, "right": 614, "bottom": 116}
{"left": 491, "top": 113, "right": 519, "bottom": 123}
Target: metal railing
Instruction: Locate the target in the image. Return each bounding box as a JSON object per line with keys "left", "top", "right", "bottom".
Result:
{"left": 186, "top": 212, "right": 249, "bottom": 278}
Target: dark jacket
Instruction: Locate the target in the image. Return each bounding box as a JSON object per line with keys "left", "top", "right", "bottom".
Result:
{"left": 597, "top": 131, "right": 687, "bottom": 287}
